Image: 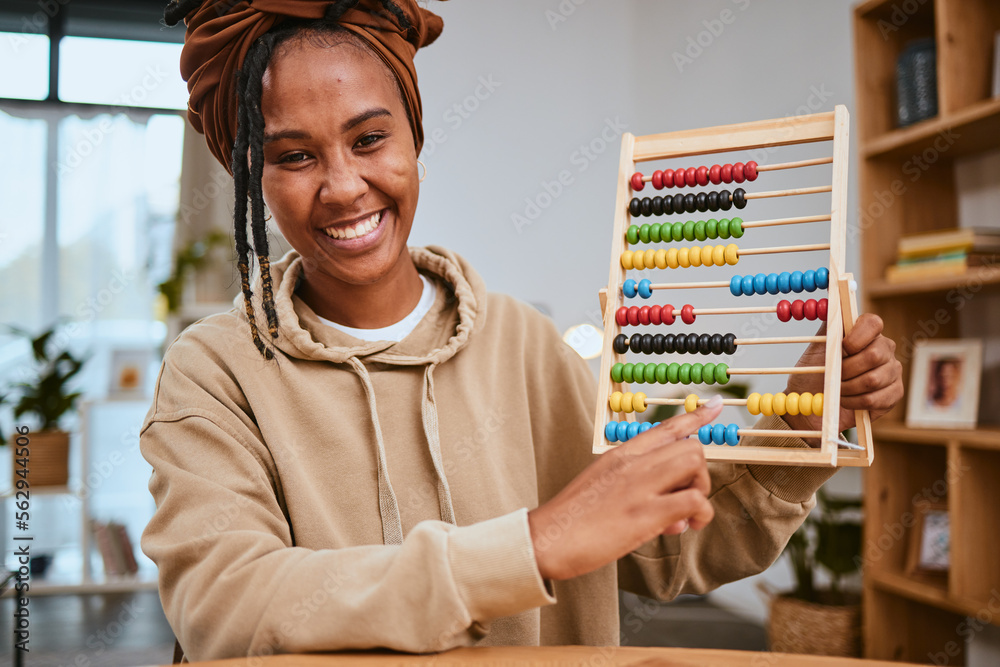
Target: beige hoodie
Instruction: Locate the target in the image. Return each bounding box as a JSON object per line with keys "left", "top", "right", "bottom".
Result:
{"left": 140, "top": 246, "right": 835, "bottom": 662}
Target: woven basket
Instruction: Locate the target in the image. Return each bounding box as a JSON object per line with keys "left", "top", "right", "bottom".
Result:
{"left": 767, "top": 593, "right": 861, "bottom": 657}
{"left": 11, "top": 430, "right": 70, "bottom": 488}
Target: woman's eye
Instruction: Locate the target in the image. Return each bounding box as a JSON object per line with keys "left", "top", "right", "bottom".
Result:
{"left": 357, "top": 132, "right": 385, "bottom": 149}
{"left": 280, "top": 152, "right": 309, "bottom": 164}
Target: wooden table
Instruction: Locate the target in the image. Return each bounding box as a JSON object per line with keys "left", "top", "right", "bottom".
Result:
{"left": 170, "top": 646, "right": 924, "bottom": 665}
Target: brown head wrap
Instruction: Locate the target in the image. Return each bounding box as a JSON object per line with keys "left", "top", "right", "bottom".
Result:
{"left": 177, "top": 0, "right": 443, "bottom": 172}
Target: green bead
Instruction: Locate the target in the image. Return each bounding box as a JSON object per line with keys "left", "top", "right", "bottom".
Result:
{"left": 656, "top": 363, "right": 668, "bottom": 384}
{"left": 626, "top": 226, "right": 640, "bottom": 244}
{"left": 690, "top": 363, "right": 703, "bottom": 383}
{"left": 683, "top": 221, "right": 696, "bottom": 242}
{"left": 718, "top": 219, "right": 731, "bottom": 239}
{"left": 633, "top": 363, "right": 646, "bottom": 383}
{"left": 639, "top": 224, "right": 651, "bottom": 243}
{"left": 706, "top": 219, "right": 719, "bottom": 239}
{"left": 649, "top": 223, "right": 662, "bottom": 243}
{"left": 623, "top": 363, "right": 635, "bottom": 383}
{"left": 679, "top": 363, "right": 692, "bottom": 385}
{"left": 611, "top": 363, "right": 624, "bottom": 382}
{"left": 703, "top": 363, "right": 716, "bottom": 385}
{"left": 667, "top": 363, "right": 680, "bottom": 384}
{"left": 671, "top": 222, "right": 684, "bottom": 242}
{"left": 730, "top": 217, "right": 744, "bottom": 238}
{"left": 715, "top": 363, "right": 730, "bottom": 385}
{"left": 694, "top": 220, "right": 707, "bottom": 241}
{"left": 644, "top": 363, "right": 657, "bottom": 383}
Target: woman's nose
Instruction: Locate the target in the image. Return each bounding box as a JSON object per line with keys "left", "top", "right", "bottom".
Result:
{"left": 318, "top": 156, "right": 369, "bottom": 206}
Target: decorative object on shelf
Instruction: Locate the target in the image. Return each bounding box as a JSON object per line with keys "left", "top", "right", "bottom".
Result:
{"left": 764, "top": 488, "right": 862, "bottom": 657}
{"left": 1, "top": 322, "right": 88, "bottom": 487}
{"left": 895, "top": 38, "right": 938, "bottom": 127}
{"left": 906, "top": 339, "right": 983, "bottom": 429}
{"left": 90, "top": 519, "right": 139, "bottom": 577}
{"left": 906, "top": 503, "right": 949, "bottom": 575}
{"left": 993, "top": 31, "right": 1000, "bottom": 97}
{"left": 157, "top": 230, "right": 230, "bottom": 315}
{"left": 28, "top": 553, "right": 53, "bottom": 578}
{"left": 107, "top": 349, "right": 153, "bottom": 400}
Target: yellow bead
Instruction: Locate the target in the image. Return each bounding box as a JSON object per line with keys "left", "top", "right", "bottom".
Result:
{"left": 725, "top": 243, "right": 739, "bottom": 266}
{"left": 773, "top": 392, "right": 787, "bottom": 416}
{"left": 800, "top": 392, "right": 813, "bottom": 417}
{"left": 761, "top": 393, "right": 774, "bottom": 417}
{"left": 610, "top": 392, "right": 622, "bottom": 412}
{"left": 634, "top": 392, "right": 647, "bottom": 413}
{"left": 633, "top": 251, "right": 645, "bottom": 270}
{"left": 813, "top": 393, "right": 824, "bottom": 417}
{"left": 712, "top": 244, "right": 726, "bottom": 267}
{"left": 702, "top": 244, "right": 715, "bottom": 266}
{"left": 644, "top": 249, "right": 656, "bottom": 269}
{"left": 685, "top": 393, "right": 699, "bottom": 413}
{"left": 747, "top": 392, "right": 761, "bottom": 415}
{"left": 678, "top": 248, "right": 691, "bottom": 268}
{"left": 690, "top": 245, "right": 703, "bottom": 267}
{"left": 621, "top": 251, "right": 634, "bottom": 270}
{"left": 666, "top": 248, "right": 680, "bottom": 269}
{"left": 622, "top": 392, "right": 634, "bottom": 414}
{"left": 654, "top": 248, "right": 668, "bottom": 269}
{"left": 786, "top": 392, "right": 800, "bottom": 416}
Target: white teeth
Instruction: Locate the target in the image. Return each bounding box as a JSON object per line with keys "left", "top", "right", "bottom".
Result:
{"left": 323, "top": 212, "right": 382, "bottom": 240}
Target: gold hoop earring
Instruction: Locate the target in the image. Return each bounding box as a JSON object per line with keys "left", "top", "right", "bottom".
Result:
{"left": 417, "top": 160, "right": 427, "bottom": 183}
{"left": 264, "top": 212, "right": 272, "bottom": 222}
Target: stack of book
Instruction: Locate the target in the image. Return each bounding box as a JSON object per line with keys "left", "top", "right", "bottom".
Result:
{"left": 885, "top": 228, "right": 1000, "bottom": 283}
{"left": 90, "top": 520, "right": 139, "bottom": 577}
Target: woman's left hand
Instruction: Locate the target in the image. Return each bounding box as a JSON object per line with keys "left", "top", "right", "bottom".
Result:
{"left": 783, "top": 313, "right": 904, "bottom": 437}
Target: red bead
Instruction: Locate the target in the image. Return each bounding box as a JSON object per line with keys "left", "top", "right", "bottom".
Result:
{"left": 696, "top": 166, "right": 709, "bottom": 186}
{"left": 709, "top": 164, "right": 722, "bottom": 185}
{"left": 803, "top": 298, "right": 818, "bottom": 321}
{"left": 630, "top": 172, "right": 645, "bottom": 191}
{"left": 651, "top": 170, "right": 663, "bottom": 189}
{"left": 616, "top": 307, "right": 629, "bottom": 326}
{"left": 650, "top": 304, "right": 662, "bottom": 325}
{"left": 681, "top": 304, "right": 696, "bottom": 325}
{"left": 638, "top": 306, "right": 651, "bottom": 326}
{"left": 791, "top": 299, "right": 805, "bottom": 321}
{"left": 627, "top": 306, "right": 640, "bottom": 326}
{"left": 663, "top": 169, "right": 675, "bottom": 188}
{"left": 818, "top": 298, "right": 829, "bottom": 321}
{"left": 721, "top": 164, "right": 733, "bottom": 183}
{"left": 776, "top": 300, "right": 791, "bottom": 322}
{"left": 661, "top": 304, "right": 676, "bottom": 325}
{"left": 733, "top": 162, "right": 745, "bottom": 183}
{"left": 745, "top": 161, "right": 758, "bottom": 181}
{"left": 685, "top": 167, "right": 697, "bottom": 188}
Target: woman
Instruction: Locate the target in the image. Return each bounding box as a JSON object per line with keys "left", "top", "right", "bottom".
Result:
{"left": 142, "top": 0, "right": 903, "bottom": 661}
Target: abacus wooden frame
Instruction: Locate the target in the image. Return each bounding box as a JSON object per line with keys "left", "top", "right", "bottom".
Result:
{"left": 592, "top": 106, "right": 873, "bottom": 467}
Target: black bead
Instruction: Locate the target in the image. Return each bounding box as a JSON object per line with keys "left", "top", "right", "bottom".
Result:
{"left": 664, "top": 333, "right": 676, "bottom": 353}
{"left": 664, "top": 194, "right": 677, "bottom": 215}
{"left": 695, "top": 192, "right": 708, "bottom": 212}
{"left": 733, "top": 188, "right": 746, "bottom": 209}
{"left": 707, "top": 191, "right": 719, "bottom": 210}
{"left": 640, "top": 197, "right": 653, "bottom": 217}
{"left": 629, "top": 334, "right": 642, "bottom": 354}
{"left": 641, "top": 334, "right": 654, "bottom": 354}
{"left": 698, "top": 333, "right": 712, "bottom": 355}
{"left": 685, "top": 333, "right": 699, "bottom": 354}
{"left": 719, "top": 190, "right": 733, "bottom": 211}
{"left": 723, "top": 333, "right": 737, "bottom": 354}
{"left": 652, "top": 333, "right": 665, "bottom": 354}
{"left": 684, "top": 193, "right": 697, "bottom": 213}
{"left": 710, "top": 333, "right": 724, "bottom": 355}
{"left": 613, "top": 333, "right": 628, "bottom": 354}
{"left": 651, "top": 196, "right": 664, "bottom": 216}
{"left": 629, "top": 198, "right": 641, "bottom": 217}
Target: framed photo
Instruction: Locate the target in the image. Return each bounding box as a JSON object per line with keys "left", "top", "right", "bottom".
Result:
{"left": 906, "top": 339, "right": 983, "bottom": 429}
{"left": 906, "top": 503, "right": 949, "bottom": 575}
{"left": 107, "top": 348, "right": 152, "bottom": 399}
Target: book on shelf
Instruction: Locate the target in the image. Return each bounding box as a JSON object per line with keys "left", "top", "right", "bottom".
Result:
{"left": 89, "top": 520, "right": 139, "bottom": 577}
{"left": 898, "top": 227, "right": 1000, "bottom": 259}
{"left": 885, "top": 253, "right": 995, "bottom": 283}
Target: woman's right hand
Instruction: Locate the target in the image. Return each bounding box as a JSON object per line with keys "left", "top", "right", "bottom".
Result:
{"left": 527, "top": 397, "right": 724, "bottom": 581}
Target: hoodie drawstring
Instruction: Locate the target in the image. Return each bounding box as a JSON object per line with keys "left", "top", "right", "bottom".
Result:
{"left": 421, "top": 364, "right": 456, "bottom": 525}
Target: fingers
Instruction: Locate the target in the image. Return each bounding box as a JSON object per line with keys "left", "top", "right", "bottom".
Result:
{"left": 842, "top": 334, "right": 897, "bottom": 381}
{"left": 841, "top": 355, "right": 902, "bottom": 396}
{"left": 843, "top": 313, "right": 884, "bottom": 356}
{"left": 619, "top": 399, "right": 723, "bottom": 459}
{"left": 653, "top": 487, "right": 715, "bottom": 532}
{"left": 841, "top": 379, "right": 905, "bottom": 413}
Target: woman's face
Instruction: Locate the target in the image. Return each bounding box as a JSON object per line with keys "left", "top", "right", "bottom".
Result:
{"left": 260, "top": 36, "right": 419, "bottom": 288}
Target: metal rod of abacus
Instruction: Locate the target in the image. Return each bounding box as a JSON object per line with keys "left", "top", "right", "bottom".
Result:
{"left": 744, "top": 185, "right": 832, "bottom": 200}
{"left": 739, "top": 243, "right": 831, "bottom": 256}
{"left": 755, "top": 156, "right": 833, "bottom": 172}
{"left": 728, "top": 366, "right": 825, "bottom": 375}
{"left": 735, "top": 428, "right": 823, "bottom": 438}
{"left": 740, "top": 213, "right": 832, "bottom": 229}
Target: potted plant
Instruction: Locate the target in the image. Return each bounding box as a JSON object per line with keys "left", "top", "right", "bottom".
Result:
{"left": 765, "top": 487, "right": 863, "bottom": 657}
{"left": 1, "top": 323, "right": 87, "bottom": 488}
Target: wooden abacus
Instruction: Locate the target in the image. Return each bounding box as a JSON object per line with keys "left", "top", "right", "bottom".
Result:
{"left": 593, "top": 106, "right": 873, "bottom": 467}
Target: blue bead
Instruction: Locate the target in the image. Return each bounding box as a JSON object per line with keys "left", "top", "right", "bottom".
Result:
{"left": 653, "top": 422, "right": 661, "bottom": 428}
{"left": 605, "top": 422, "right": 619, "bottom": 442}
{"left": 623, "top": 279, "right": 637, "bottom": 298}
{"left": 698, "top": 424, "right": 712, "bottom": 445}
{"left": 742, "top": 275, "right": 755, "bottom": 296}
{"left": 627, "top": 421, "right": 641, "bottom": 440}
{"left": 753, "top": 273, "right": 767, "bottom": 295}
{"left": 766, "top": 273, "right": 779, "bottom": 295}
{"left": 778, "top": 271, "right": 791, "bottom": 294}
{"left": 816, "top": 267, "right": 829, "bottom": 289}
{"left": 616, "top": 421, "right": 630, "bottom": 441}
{"left": 712, "top": 423, "right": 726, "bottom": 445}
{"left": 730, "top": 275, "right": 744, "bottom": 297}
{"left": 725, "top": 423, "right": 739, "bottom": 446}
{"left": 640, "top": 422, "right": 653, "bottom": 433}
{"left": 638, "top": 279, "right": 653, "bottom": 299}
{"left": 803, "top": 270, "right": 817, "bottom": 292}
{"left": 790, "top": 271, "right": 804, "bottom": 292}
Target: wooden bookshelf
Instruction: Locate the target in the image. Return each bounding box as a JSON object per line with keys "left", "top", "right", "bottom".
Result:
{"left": 854, "top": 1, "right": 1000, "bottom": 663}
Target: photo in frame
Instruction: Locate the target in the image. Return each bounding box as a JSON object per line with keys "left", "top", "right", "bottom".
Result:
{"left": 906, "top": 339, "right": 983, "bottom": 429}
{"left": 906, "top": 503, "right": 949, "bottom": 575}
